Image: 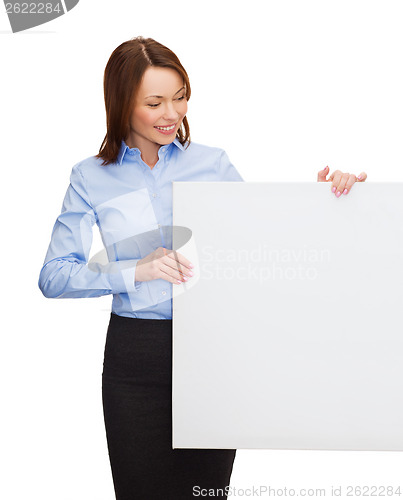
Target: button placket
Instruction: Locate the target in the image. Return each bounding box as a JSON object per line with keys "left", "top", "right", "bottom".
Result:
{"left": 155, "top": 147, "right": 167, "bottom": 169}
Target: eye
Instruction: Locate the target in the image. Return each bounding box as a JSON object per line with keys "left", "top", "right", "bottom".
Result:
{"left": 176, "top": 96, "right": 186, "bottom": 101}
{"left": 147, "top": 103, "right": 160, "bottom": 108}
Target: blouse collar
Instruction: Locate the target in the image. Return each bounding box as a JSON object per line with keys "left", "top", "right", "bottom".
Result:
{"left": 116, "top": 137, "right": 186, "bottom": 165}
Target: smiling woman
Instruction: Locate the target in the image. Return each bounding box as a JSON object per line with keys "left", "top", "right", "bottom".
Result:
{"left": 39, "top": 36, "right": 240, "bottom": 499}
{"left": 38, "top": 35, "right": 367, "bottom": 500}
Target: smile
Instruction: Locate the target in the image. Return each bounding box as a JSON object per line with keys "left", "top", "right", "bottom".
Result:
{"left": 155, "top": 124, "right": 176, "bottom": 131}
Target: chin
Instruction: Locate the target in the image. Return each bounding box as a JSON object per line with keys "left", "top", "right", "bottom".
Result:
{"left": 154, "top": 135, "right": 177, "bottom": 146}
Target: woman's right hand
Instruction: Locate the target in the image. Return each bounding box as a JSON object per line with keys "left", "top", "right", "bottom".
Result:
{"left": 135, "top": 247, "right": 194, "bottom": 285}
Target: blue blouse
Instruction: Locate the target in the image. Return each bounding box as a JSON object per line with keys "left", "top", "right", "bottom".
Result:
{"left": 38, "top": 138, "right": 243, "bottom": 319}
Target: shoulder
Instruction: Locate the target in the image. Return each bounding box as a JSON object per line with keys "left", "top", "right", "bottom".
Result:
{"left": 71, "top": 154, "right": 106, "bottom": 173}
{"left": 172, "top": 140, "right": 242, "bottom": 181}
{"left": 68, "top": 153, "right": 113, "bottom": 185}
{"left": 177, "top": 141, "right": 231, "bottom": 168}
{"left": 181, "top": 140, "right": 227, "bottom": 157}
{"left": 65, "top": 154, "right": 116, "bottom": 202}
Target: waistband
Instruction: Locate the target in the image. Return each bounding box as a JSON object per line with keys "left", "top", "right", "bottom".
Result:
{"left": 110, "top": 312, "right": 172, "bottom": 323}
{"left": 108, "top": 313, "right": 172, "bottom": 335}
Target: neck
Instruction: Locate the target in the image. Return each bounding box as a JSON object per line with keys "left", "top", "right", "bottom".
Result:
{"left": 125, "top": 135, "right": 160, "bottom": 169}
{"left": 140, "top": 150, "right": 158, "bottom": 169}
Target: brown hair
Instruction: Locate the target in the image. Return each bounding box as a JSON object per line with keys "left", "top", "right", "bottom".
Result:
{"left": 96, "top": 36, "right": 191, "bottom": 166}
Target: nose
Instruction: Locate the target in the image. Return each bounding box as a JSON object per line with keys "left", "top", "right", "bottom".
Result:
{"left": 162, "top": 101, "right": 179, "bottom": 122}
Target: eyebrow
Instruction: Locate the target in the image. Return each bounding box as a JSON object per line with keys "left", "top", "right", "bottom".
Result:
{"left": 145, "top": 86, "right": 185, "bottom": 99}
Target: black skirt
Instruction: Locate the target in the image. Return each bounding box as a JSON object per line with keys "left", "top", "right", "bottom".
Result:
{"left": 102, "top": 313, "right": 236, "bottom": 499}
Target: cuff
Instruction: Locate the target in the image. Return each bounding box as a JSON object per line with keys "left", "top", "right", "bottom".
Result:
{"left": 109, "top": 259, "right": 142, "bottom": 294}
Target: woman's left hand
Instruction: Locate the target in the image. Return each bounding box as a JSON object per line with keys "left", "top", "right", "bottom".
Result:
{"left": 317, "top": 166, "right": 367, "bottom": 197}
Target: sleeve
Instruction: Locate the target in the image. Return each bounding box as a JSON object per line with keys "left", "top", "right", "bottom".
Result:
{"left": 38, "top": 163, "right": 141, "bottom": 299}
{"left": 216, "top": 150, "right": 244, "bottom": 182}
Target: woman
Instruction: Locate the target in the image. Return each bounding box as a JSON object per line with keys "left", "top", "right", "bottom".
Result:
{"left": 38, "top": 36, "right": 367, "bottom": 499}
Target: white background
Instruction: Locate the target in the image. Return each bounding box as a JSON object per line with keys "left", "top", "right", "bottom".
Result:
{"left": 1, "top": 0, "right": 403, "bottom": 498}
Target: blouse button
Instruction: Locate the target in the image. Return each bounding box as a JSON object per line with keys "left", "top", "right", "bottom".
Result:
{"left": 162, "top": 291, "right": 167, "bottom": 296}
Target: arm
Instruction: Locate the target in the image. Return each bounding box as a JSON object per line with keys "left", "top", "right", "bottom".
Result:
{"left": 216, "top": 150, "right": 244, "bottom": 182}
{"left": 38, "top": 163, "right": 140, "bottom": 298}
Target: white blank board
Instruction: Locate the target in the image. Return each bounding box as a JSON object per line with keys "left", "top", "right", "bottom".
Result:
{"left": 172, "top": 182, "right": 403, "bottom": 451}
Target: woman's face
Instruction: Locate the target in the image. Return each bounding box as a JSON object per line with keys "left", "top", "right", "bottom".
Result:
{"left": 127, "top": 66, "right": 188, "bottom": 150}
